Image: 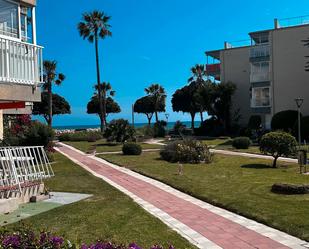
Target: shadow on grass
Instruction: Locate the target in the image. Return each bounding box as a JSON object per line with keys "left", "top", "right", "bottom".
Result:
{"left": 241, "top": 164, "right": 272, "bottom": 169}
{"left": 96, "top": 143, "right": 119, "bottom": 147}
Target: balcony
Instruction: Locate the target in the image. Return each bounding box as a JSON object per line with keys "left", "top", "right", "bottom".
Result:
{"left": 250, "top": 71, "right": 270, "bottom": 83}
{"left": 206, "top": 63, "right": 220, "bottom": 80}
{"left": 250, "top": 44, "right": 270, "bottom": 61}
{"left": 0, "top": 36, "right": 43, "bottom": 86}
{"left": 251, "top": 97, "right": 271, "bottom": 108}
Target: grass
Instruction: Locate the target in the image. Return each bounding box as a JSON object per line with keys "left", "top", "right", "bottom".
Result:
{"left": 64, "top": 139, "right": 162, "bottom": 153}
{"left": 8, "top": 153, "right": 194, "bottom": 248}
{"left": 202, "top": 138, "right": 262, "bottom": 154}
{"left": 98, "top": 151, "right": 309, "bottom": 241}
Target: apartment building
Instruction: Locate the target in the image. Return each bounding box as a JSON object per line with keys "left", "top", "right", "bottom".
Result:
{"left": 0, "top": 0, "right": 43, "bottom": 139}
{"left": 206, "top": 17, "right": 309, "bottom": 129}
{"left": 0, "top": 0, "right": 53, "bottom": 213}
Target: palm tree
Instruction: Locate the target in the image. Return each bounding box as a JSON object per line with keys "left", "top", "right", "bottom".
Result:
{"left": 78, "top": 11, "right": 112, "bottom": 132}
{"left": 188, "top": 64, "right": 208, "bottom": 122}
{"left": 95, "top": 82, "right": 115, "bottom": 125}
{"left": 145, "top": 84, "right": 166, "bottom": 122}
{"left": 43, "top": 60, "right": 65, "bottom": 127}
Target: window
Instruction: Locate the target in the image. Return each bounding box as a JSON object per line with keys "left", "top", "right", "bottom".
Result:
{"left": 252, "top": 87, "right": 270, "bottom": 107}
{"left": 0, "top": 0, "right": 18, "bottom": 38}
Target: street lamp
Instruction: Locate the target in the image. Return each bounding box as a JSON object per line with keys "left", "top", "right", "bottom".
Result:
{"left": 295, "top": 98, "right": 304, "bottom": 144}
{"left": 165, "top": 113, "right": 170, "bottom": 123}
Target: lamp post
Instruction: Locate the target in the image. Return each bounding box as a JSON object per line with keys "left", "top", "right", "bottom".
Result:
{"left": 295, "top": 98, "right": 304, "bottom": 144}
{"left": 165, "top": 113, "right": 170, "bottom": 124}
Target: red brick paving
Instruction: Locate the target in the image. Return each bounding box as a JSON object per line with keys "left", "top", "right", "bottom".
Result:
{"left": 58, "top": 144, "right": 291, "bottom": 249}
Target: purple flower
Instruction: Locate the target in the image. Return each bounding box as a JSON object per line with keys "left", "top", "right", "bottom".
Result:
{"left": 150, "top": 245, "right": 163, "bottom": 249}
{"left": 2, "top": 234, "right": 21, "bottom": 248}
{"left": 128, "top": 243, "right": 142, "bottom": 249}
{"left": 50, "top": 236, "right": 64, "bottom": 247}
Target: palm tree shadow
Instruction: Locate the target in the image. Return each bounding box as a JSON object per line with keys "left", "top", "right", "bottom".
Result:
{"left": 96, "top": 143, "right": 119, "bottom": 147}
{"left": 241, "top": 164, "right": 272, "bottom": 169}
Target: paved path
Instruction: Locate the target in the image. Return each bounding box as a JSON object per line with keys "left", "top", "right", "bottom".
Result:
{"left": 55, "top": 142, "right": 309, "bottom": 249}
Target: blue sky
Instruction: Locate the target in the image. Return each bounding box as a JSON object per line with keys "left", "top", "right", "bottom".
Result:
{"left": 36, "top": 0, "right": 308, "bottom": 126}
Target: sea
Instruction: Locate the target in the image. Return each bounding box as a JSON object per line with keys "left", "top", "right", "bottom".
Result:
{"left": 53, "top": 121, "right": 201, "bottom": 131}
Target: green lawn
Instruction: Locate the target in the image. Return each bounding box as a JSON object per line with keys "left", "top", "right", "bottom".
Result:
{"left": 8, "top": 153, "right": 194, "bottom": 248}
{"left": 202, "top": 138, "right": 262, "bottom": 154}
{"left": 64, "top": 139, "right": 162, "bottom": 153}
{"left": 99, "top": 152, "right": 309, "bottom": 241}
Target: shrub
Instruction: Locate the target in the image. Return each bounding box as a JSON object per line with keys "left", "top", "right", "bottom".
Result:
{"left": 271, "top": 183, "right": 309, "bottom": 195}
{"left": 104, "top": 119, "right": 136, "bottom": 143}
{"left": 0, "top": 228, "right": 175, "bottom": 249}
{"left": 293, "top": 115, "right": 309, "bottom": 142}
{"left": 271, "top": 110, "right": 299, "bottom": 132}
{"left": 260, "top": 131, "right": 297, "bottom": 168}
{"left": 58, "top": 131, "right": 102, "bottom": 142}
{"left": 160, "top": 139, "right": 212, "bottom": 164}
{"left": 23, "top": 121, "right": 54, "bottom": 148}
{"left": 195, "top": 117, "right": 224, "bottom": 137}
{"left": 122, "top": 143, "right": 142, "bottom": 155}
{"left": 248, "top": 115, "right": 262, "bottom": 130}
{"left": 232, "top": 137, "right": 251, "bottom": 149}
{"left": 153, "top": 120, "right": 167, "bottom": 138}
{"left": 172, "top": 121, "right": 186, "bottom": 135}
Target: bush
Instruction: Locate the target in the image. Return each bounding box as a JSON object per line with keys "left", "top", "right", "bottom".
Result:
{"left": 293, "top": 115, "right": 309, "bottom": 142}
{"left": 122, "top": 143, "right": 142, "bottom": 155}
{"left": 104, "top": 119, "right": 136, "bottom": 143}
{"left": 160, "top": 139, "right": 212, "bottom": 164}
{"left": 0, "top": 227, "right": 174, "bottom": 249}
{"left": 232, "top": 137, "right": 251, "bottom": 149}
{"left": 23, "top": 121, "right": 54, "bottom": 148}
{"left": 153, "top": 120, "right": 167, "bottom": 138}
{"left": 271, "top": 183, "right": 309, "bottom": 195}
{"left": 248, "top": 115, "right": 262, "bottom": 130}
{"left": 172, "top": 121, "right": 186, "bottom": 135}
{"left": 195, "top": 117, "right": 224, "bottom": 137}
{"left": 271, "top": 110, "right": 299, "bottom": 132}
{"left": 260, "top": 131, "right": 297, "bottom": 168}
{"left": 58, "top": 131, "right": 102, "bottom": 142}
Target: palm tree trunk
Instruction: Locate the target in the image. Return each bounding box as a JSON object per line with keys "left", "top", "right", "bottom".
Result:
{"left": 155, "top": 111, "right": 159, "bottom": 123}
{"left": 200, "top": 111, "right": 204, "bottom": 122}
{"left": 95, "top": 34, "right": 104, "bottom": 132}
{"left": 47, "top": 83, "right": 52, "bottom": 127}
{"left": 190, "top": 112, "right": 195, "bottom": 130}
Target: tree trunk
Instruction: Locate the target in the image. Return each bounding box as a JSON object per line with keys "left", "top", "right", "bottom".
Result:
{"left": 155, "top": 111, "right": 159, "bottom": 123}
{"left": 272, "top": 156, "right": 279, "bottom": 168}
{"left": 200, "top": 111, "right": 204, "bottom": 122}
{"left": 95, "top": 34, "right": 104, "bottom": 132}
{"left": 190, "top": 112, "right": 195, "bottom": 130}
{"left": 47, "top": 83, "right": 52, "bottom": 127}
{"left": 146, "top": 114, "right": 152, "bottom": 126}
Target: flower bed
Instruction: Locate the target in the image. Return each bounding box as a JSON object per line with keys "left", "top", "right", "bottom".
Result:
{"left": 0, "top": 228, "right": 175, "bottom": 249}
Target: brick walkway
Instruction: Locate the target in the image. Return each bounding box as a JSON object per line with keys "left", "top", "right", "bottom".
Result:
{"left": 56, "top": 143, "right": 308, "bottom": 249}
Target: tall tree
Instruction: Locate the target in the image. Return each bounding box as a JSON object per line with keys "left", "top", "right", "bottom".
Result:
{"left": 172, "top": 84, "right": 200, "bottom": 129}
{"left": 209, "top": 82, "right": 236, "bottom": 133}
{"left": 33, "top": 92, "right": 71, "bottom": 123}
{"left": 42, "top": 60, "right": 65, "bottom": 127}
{"left": 78, "top": 11, "right": 112, "bottom": 132}
{"left": 134, "top": 96, "right": 164, "bottom": 125}
{"left": 87, "top": 82, "right": 119, "bottom": 121}
{"left": 188, "top": 64, "right": 208, "bottom": 122}
{"left": 144, "top": 84, "right": 166, "bottom": 122}
{"left": 87, "top": 96, "right": 121, "bottom": 117}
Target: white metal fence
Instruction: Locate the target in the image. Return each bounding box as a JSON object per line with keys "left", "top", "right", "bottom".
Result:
{"left": 0, "top": 146, "right": 54, "bottom": 195}
{"left": 0, "top": 36, "right": 43, "bottom": 85}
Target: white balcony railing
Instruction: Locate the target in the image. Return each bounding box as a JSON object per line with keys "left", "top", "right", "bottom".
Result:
{"left": 0, "top": 146, "right": 53, "bottom": 194}
{"left": 251, "top": 97, "right": 271, "bottom": 108}
{"left": 0, "top": 36, "right": 43, "bottom": 86}
{"left": 250, "top": 71, "right": 271, "bottom": 82}
{"left": 250, "top": 44, "right": 270, "bottom": 59}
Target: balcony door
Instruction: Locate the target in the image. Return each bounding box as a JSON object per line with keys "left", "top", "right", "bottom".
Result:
{"left": 0, "top": 0, "right": 18, "bottom": 38}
